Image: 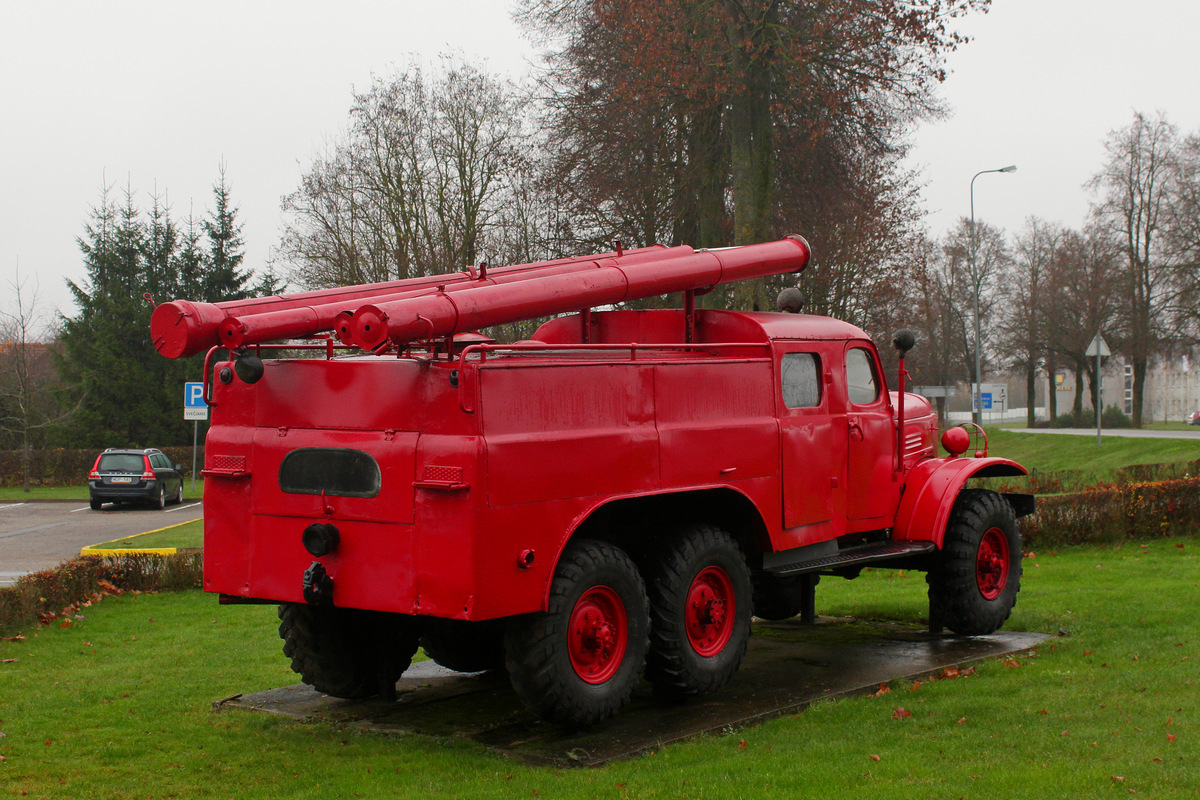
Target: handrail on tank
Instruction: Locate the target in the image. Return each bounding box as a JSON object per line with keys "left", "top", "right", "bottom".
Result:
{"left": 453, "top": 340, "right": 774, "bottom": 414}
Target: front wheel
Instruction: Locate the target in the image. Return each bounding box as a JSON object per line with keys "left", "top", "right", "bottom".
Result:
{"left": 504, "top": 539, "right": 649, "bottom": 728}
{"left": 645, "top": 524, "right": 753, "bottom": 696}
{"left": 927, "top": 490, "right": 1022, "bottom": 635}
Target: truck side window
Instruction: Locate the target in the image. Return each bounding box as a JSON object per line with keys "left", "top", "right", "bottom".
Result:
{"left": 781, "top": 352, "right": 821, "bottom": 408}
{"left": 846, "top": 347, "right": 879, "bottom": 405}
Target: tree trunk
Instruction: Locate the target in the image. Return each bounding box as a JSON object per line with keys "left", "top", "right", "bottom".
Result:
{"left": 1025, "top": 361, "right": 1037, "bottom": 428}
{"left": 22, "top": 428, "right": 31, "bottom": 493}
{"left": 1046, "top": 356, "right": 1058, "bottom": 422}
{"left": 1131, "top": 355, "right": 1147, "bottom": 428}
{"left": 691, "top": 106, "right": 726, "bottom": 249}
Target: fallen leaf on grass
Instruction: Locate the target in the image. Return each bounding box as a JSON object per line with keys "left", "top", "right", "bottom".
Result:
{"left": 1167, "top": 734, "right": 1177, "bottom": 743}
{"left": 873, "top": 683, "right": 891, "bottom": 696}
{"left": 892, "top": 707, "right": 912, "bottom": 719}
{"left": 869, "top": 754, "right": 881, "bottom": 762}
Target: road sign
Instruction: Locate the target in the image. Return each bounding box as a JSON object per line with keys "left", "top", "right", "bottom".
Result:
{"left": 1085, "top": 333, "right": 1111, "bottom": 358}
{"left": 184, "top": 382, "right": 208, "bottom": 421}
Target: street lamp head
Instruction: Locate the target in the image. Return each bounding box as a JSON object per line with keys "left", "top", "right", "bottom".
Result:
{"left": 999, "top": 165, "right": 1017, "bottom": 173}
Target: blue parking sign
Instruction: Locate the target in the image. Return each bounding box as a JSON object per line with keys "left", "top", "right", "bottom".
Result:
{"left": 185, "top": 382, "right": 208, "bottom": 420}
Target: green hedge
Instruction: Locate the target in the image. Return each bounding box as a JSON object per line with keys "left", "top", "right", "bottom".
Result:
{"left": 1022, "top": 476, "right": 1200, "bottom": 547}
{"left": 0, "top": 552, "right": 203, "bottom": 637}
{"left": 0, "top": 447, "right": 204, "bottom": 487}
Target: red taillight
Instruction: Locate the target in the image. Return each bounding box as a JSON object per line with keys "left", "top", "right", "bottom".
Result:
{"left": 141, "top": 456, "right": 155, "bottom": 480}
{"left": 88, "top": 455, "right": 102, "bottom": 480}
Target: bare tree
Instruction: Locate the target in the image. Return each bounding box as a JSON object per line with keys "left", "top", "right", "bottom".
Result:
{"left": 0, "top": 273, "right": 74, "bottom": 490}
{"left": 280, "top": 59, "right": 529, "bottom": 288}
{"left": 1089, "top": 111, "right": 1194, "bottom": 426}
{"left": 941, "top": 218, "right": 1008, "bottom": 390}
{"left": 998, "top": 217, "right": 1060, "bottom": 426}
{"left": 1044, "top": 225, "right": 1122, "bottom": 421}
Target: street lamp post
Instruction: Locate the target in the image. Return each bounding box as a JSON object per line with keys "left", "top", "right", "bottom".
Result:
{"left": 970, "top": 164, "right": 1017, "bottom": 426}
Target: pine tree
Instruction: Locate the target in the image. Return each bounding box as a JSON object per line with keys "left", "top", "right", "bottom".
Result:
{"left": 203, "top": 163, "right": 250, "bottom": 301}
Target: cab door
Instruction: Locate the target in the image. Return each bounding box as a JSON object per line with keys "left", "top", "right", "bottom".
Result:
{"left": 778, "top": 344, "right": 846, "bottom": 543}
{"left": 844, "top": 343, "right": 898, "bottom": 526}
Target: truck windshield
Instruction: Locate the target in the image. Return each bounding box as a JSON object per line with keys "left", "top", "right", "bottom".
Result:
{"left": 279, "top": 448, "right": 382, "bottom": 498}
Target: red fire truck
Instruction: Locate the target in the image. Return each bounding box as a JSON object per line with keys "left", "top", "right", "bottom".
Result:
{"left": 152, "top": 236, "right": 1032, "bottom": 727}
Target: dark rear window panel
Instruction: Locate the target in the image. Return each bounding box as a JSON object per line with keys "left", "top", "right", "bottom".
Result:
{"left": 98, "top": 454, "right": 146, "bottom": 472}
{"left": 279, "top": 448, "right": 382, "bottom": 498}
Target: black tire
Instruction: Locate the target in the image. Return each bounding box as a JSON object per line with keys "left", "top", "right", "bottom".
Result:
{"left": 927, "top": 489, "right": 1022, "bottom": 635}
{"left": 645, "top": 524, "right": 753, "bottom": 696}
{"left": 419, "top": 617, "right": 506, "bottom": 673}
{"left": 152, "top": 485, "right": 165, "bottom": 510}
{"left": 90, "top": 497, "right": 102, "bottom": 510}
{"left": 752, "top": 573, "right": 809, "bottom": 621}
{"left": 504, "top": 539, "right": 649, "bottom": 728}
{"left": 278, "top": 603, "right": 419, "bottom": 699}
{"left": 173, "top": 483, "right": 184, "bottom": 505}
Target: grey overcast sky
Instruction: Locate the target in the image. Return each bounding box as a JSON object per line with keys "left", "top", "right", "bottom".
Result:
{"left": 3, "top": 0, "right": 1199, "bottom": 328}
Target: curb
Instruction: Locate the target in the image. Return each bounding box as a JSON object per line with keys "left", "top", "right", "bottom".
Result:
{"left": 81, "top": 518, "right": 203, "bottom": 557}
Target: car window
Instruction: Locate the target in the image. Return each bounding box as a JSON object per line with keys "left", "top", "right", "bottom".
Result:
{"left": 846, "top": 347, "right": 880, "bottom": 405}
{"left": 98, "top": 453, "right": 145, "bottom": 472}
{"left": 152, "top": 454, "right": 170, "bottom": 469}
{"left": 781, "top": 352, "right": 821, "bottom": 408}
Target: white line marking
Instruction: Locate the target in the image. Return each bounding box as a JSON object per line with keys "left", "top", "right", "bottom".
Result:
{"left": 164, "top": 502, "right": 203, "bottom": 513}
{"left": 70, "top": 506, "right": 93, "bottom": 513}
{"left": 0, "top": 503, "right": 29, "bottom": 511}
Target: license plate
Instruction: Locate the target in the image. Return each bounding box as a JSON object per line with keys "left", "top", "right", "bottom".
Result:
{"left": 110, "top": 476, "right": 133, "bottom": 484}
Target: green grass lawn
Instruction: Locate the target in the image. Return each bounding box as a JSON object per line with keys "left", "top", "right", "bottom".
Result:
{"left": 86, "top": 519, "right": 204, "bottom": 552}
{"left": 0, "top": 479, "right": 207, "bottom": 503}
{"left": 982, "top": 428, "right": 1200, "bottom": 481}
{"left": 2, "top": 538, "right": 1196, "bottom": 799}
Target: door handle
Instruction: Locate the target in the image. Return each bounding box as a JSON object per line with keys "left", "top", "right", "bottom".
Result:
{"left": 849, "top": 420, "right": 863, "bottom": 441}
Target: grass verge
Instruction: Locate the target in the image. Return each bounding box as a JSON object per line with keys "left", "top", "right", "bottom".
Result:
{"left": 85, "top": 519, "right": 204, "bottom": 553}
{"left": 0, "top": 479, "right": 207, "bottom": 502}
{"left": 1, "top": 539, "right": 1196, "bottom": 799}
{"left": 986, "top": 428, "right": 1200, "bottom": 478}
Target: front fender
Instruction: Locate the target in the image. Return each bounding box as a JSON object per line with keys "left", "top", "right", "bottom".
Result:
{"left": 892, "top": 457, "right": 1029, "bottom": 547}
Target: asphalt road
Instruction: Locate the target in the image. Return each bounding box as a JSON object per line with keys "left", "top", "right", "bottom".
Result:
{"left": 0, "top": 500, "right": 203, "bottom": 587}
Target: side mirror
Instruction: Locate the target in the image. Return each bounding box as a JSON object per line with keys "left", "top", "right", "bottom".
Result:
{"left": 892, "top": 330, "right": 916, "bottom": 355}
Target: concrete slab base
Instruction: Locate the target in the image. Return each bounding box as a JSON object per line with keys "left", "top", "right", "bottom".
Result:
{"left": 215, "top": 618, "right": 1049, "bottom": 767}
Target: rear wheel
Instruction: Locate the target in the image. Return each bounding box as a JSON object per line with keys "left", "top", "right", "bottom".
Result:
{"left": 419, "top": 618, "right": 506, "bottom": 673}
{"left": 645, "top": 525, "right": 752, "bottom": 696}
{"left": 89, "top": 497, "right": 102, "bottom": 511}
{"left": 278, "top": 604, "right": 419, "bottom": 699}
{"left": 505, "top": 539, "right": 648, "bottom": 728}
{"left": 152, "top": 485, "right": 165, "bottom": 510}
{"left": 927, "top": 490, "right": 1022, "bottom": 635}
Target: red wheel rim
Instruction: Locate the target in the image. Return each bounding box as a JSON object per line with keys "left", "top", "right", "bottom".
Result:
{"left": 567, "top": 585, "right": 628, "bottom": 684}
{"left": 976, "top": 527, "right": 1010, "bottom": 600}
{"left": 685, "top": 566, "right": 735, "bottom": 657}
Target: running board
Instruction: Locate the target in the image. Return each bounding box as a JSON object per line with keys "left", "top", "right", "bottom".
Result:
{"left": 765, "top": 541, "right": 936, "bottom": 577}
